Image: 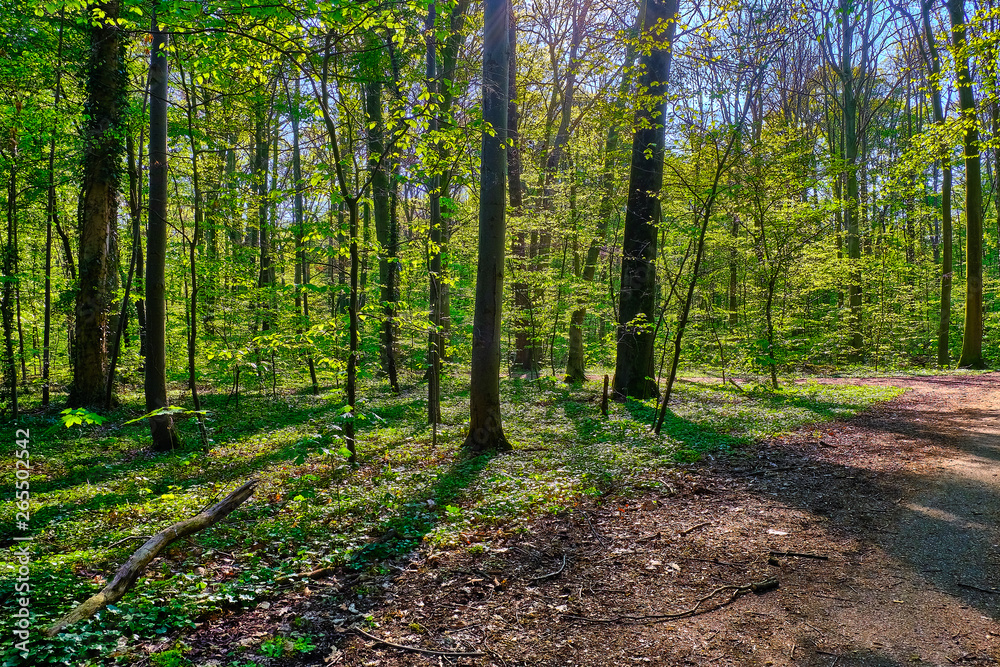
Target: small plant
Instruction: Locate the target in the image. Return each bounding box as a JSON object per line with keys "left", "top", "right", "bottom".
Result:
{"left": 259, "top": 638, "right": 285, "bottom": 658}
{"left": 58, "top": 407, "right": 107, "bottom": 428}
{"left": 291, "top": 636, "right": 317, "bottom": 653}
{"left": 151, "top": 649, "right": 190, "bottom": 667}
{"left": 258, "top": 635, "right": 316, "bottom": 658}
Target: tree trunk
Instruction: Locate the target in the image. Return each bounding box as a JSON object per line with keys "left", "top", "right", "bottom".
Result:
{"left": 427, "top": 0, "right": 443, "bottom": 425}
{"left": 565, "top": 23, "right": 637, "bottom": 382}
{"left": 346, "top": 198, "right": 360, "bottom": 462}
{"left": 146, "top": 8, "right": 179, "bottom": 452}
{"left": 840, "top": 0, "right": 863, "bottom": 361}
{"left": 950, "top": 0, "right": 985, "bottom": 368}
{"left": 920, "top": 0, "right": 953, "bottom": 367}
{"left": 290, "top": 76, "right": 319, "bottom": 395}
{"left": 365, "top": 67, "right": 399, "bottom": 391}
{"left": 46, "top": 480, "right": 257, "bottom": 636}
{"left": 42, "top": 9, "right": 66, "bottom": 408}
{"left": 464, "top": 0, "right": 511, "bottom": 453}
{"left": 613, "top": 0, "right": 678, "bottom": 400}
{"left": 2, "top": 125, "right": 17, "bottom": 418}
{"left": 507, "top": 10, "right": 535, "bottom": 375}
{"left": 70, "top": 0, "right": 126, "bottom": 407}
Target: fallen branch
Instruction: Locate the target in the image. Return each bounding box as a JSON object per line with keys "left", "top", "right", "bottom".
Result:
{"left": 562, "top": 578, "right": 779, "bottom": 625}
{"left": 349, "top": 627, "right": 486, "bottom": 658}
{"left": 679, "top": 521, "right": 710, "bottom": 535}
{"left": 769, "top": 550, "right": 829, "bottom": 560}
{"left": 529, "top": 554, "right": 567, "bottom": 582}
{"left": 46, "top": 480, "right": 258, "bottom": 637}
{"left": 578, "top": 509, "right": 608, "bottom": 548}
{"left": 107, "top": 535, "right": 152, "bottom": 549}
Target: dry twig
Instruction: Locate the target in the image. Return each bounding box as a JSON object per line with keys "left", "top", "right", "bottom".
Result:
{"left": 529, "top": 554, "right": 567, "bottom": 582}
{"left": 349, "top": 627, "right": 486, "bottom": 658}
{"left": 562, "top": 578, "right": 779, "bottom": 625}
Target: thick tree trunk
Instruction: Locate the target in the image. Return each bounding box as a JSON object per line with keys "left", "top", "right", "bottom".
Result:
{"left": 464, "top": 0, "right": 511, "bottom": 453}
{"left": 613, "top": 0, "right": 678, "bottom": 400}
{"left": 950, "top": 0, "right": 985, "bottom": 368}
{"left": 70, "top": 0, "right": 125, "bottom": 407}
{"left": 146, "top": 9, "right": 179, "bottom": 452}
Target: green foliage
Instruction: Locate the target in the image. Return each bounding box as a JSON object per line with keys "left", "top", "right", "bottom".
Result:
{"left": 150, "top": 650, "right": 190, "bottom": 667}
{"left": 0, "top": 373, "right": 902, "bottom": 664}
{"left": 59, "top": 408, "right": 107, "bottom": 428}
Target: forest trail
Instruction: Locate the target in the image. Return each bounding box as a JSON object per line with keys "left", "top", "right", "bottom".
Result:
{"left": 201, "top": 375, "right": 1000, "bottom": 666}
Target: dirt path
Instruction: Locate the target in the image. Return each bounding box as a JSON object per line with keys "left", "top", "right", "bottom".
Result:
{"left": 197, "top": 375, "right": 1000, "bottom": 666}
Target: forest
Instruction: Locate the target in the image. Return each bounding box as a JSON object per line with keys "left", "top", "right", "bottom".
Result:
{"left": 2, "top": 0, "right": 1000, "bottom": 663}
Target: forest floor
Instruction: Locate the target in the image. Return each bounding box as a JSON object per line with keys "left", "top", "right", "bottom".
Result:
{"left": 184, "top": 374, "right": 1000, "bottom": 666}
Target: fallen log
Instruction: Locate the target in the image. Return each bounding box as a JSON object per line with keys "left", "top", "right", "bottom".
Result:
{"left": 46, "top": 479, "right": 258, "bottom": 637}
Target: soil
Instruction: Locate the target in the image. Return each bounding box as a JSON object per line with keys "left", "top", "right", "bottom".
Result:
{"left": 187, "top": 374, "right": 1000, "bottom": 666}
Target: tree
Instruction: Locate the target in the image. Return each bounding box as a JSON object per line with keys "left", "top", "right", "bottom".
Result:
{"left": 464, "top": 0, "right": 512, "bottom": 453}
{"left": 613, "top": 0, "right": 679, "bottom": 400}
{"left": 69, "top": 0, "right": 126, "bottom": 407}
{"left": 950, "top": 0, "right": 985, "bottom": 368}
{"left": 146, "top": 5, "right": 179, "bottom": 452}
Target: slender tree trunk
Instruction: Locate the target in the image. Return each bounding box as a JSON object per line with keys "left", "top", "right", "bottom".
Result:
{"left": 290, "top": 76, "right": 319, "bottom": 394}
{"left": 426, "top": 0, "right": 443, "bottom": 424}
{"left": 614, "top": 0, "right": 678, "bottom": 400}
{"left": 507, "top": 8, "right": 534, "bottom": 374}
{"left": 253, "top": 99, "right": 274, "bottom": 334}
{"left": 464, "top": 0, "right": 511, "bottom": 453}
{"left": 920, "top": 0, "right": 954, "bottom": 367}
{"left": 365, "top": 68, "right": 399, "bottom": 391}
{"left": 70, "top": 0, "right": 126, "bottom": 407}
{"left": 435, "top": 0, "right": 470, "bottom": 363}
{"left": 146, "top": 7, "right": 179, "bottom": 451}
{"left": 2, "top": 126, "right": 18, "bottom": 418}
{"left": 950, "top": 0, "right": 985, "bottom": 368}
{"left": 176, "top": 60, "right": 209, "bottom": 445}
{"left": 346, "top": 198, "right": 360, "bottom": 462}
{"left": 43, "top": 13, "right": 66, "bottom": 407}
{"left": 566, "top": 26, "right": 637, "bottom": 382}
{"left": 840, "top": 0, "right": 863, "bottom": 361}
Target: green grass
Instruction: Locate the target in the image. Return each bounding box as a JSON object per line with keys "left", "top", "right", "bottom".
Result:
{"left": 0, "top": 371, "right": 903, "bottom": 666}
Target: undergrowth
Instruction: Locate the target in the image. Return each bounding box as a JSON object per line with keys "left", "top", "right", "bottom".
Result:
{"left": 0, "top": 371, "right": 903, "bottom": 665}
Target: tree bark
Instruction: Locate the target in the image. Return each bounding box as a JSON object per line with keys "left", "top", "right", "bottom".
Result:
{"left": 950, "top": 0, "right": 985, "bottom": 368}
{"left": 2, "top": 124, "right": 17, "bottom": 419}
{"left": 146, "top": 7, "right": 179, "bottom": 452}
{"left": 614, "top": 0, "right": 678, "bottom": 400}
{"left": 840, "top": 0, "right": 863, "bottom": 361}
{"left": 427, "top": 0, "right": 443, "bottom": 424}
{"left": 70, "top": 0, "right": 126, "bottom": 407}
{"left": 464, "top": 0, "right": 512, "bottom": 453}
{"left": 918, "top": 0, "right": 954, "bottom": 367}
